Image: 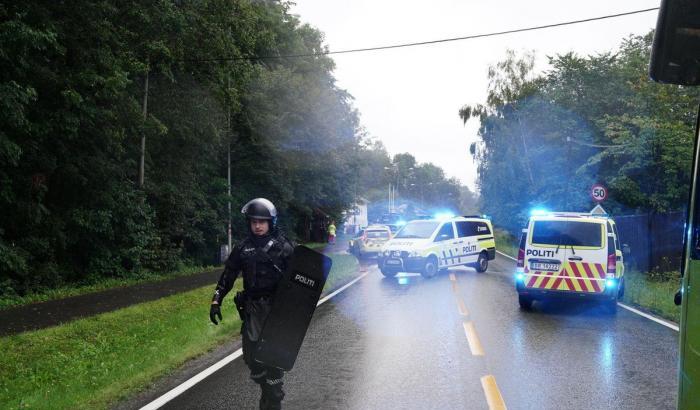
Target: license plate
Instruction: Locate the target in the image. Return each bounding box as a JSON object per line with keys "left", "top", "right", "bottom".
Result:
{"left": 531, "top": 262, "right": 560, "bottom": 271}
{"left": 386, "top": 259, "right": 401, "bottom": 265}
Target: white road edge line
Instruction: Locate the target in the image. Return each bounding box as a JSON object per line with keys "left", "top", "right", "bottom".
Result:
{"left": 496, "top": 250, "right": 517, "bottom": 261}
{"left": 317, "top": 271, "right": 369, "bottom": 305}
{"left": 140, "top": 350, "right": 243, "bottom": 410}
{"left": 617, "top": 302, "right": 679, "bottom": 332}
{"left": 140, "top": 270, "right": 370, "bottom": 410}
{"left": 497, "top": 250, "right": 680, "bottom": 332}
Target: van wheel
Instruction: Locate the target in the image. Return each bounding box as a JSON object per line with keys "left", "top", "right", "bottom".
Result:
{"left": 422, "top": 256, "right": 438, "bottom": 278}
{"left": 381, "top": 269, "right": 397, "bottom": 277}
{"left": 475, "top": 252, "right": 488, "bottom": 273}
{"left": 518, "top": 295, "right": 533, "bottom": 310}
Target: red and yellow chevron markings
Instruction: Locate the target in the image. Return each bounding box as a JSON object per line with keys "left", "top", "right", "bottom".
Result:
{"left": 525, "top": 262, "right": 606, "bottom": 293}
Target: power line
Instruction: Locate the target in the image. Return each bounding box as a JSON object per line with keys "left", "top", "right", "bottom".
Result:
{"left": 182, "top": 7, "right": 659, "bottom": 62}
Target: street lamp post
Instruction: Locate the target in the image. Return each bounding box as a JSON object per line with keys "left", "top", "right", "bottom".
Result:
{"left": 384, "top": 165, "right": 396, "bottom": 213}
{"left": 410, "top": 182, "right": 432, "bottom": 210}
{"left": 410, "top": 183, "right": 422, "bottom": 208}
{"left": 384, "top": 164, "right": 415, "bottom": 214}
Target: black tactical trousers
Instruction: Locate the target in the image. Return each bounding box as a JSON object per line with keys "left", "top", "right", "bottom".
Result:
{"left": 243, "top": 328, "right": 285, "bottom": 410}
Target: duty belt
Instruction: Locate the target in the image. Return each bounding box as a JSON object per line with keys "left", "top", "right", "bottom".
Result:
{"left": 240, "top": 288, "right": 276, "bottom": 300}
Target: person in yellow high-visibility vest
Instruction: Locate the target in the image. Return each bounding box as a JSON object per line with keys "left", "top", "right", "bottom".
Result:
{"left": 328, "top": 221, "right": 336, "bottom": 244}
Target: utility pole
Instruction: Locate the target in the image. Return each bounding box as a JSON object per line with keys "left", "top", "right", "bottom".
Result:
{"left": 139, "top": 60, "right": 149, "bottom": 188}
{"left": 388, "top": 184, "right": 392, "bottom": 213}
{"left": 227, "top": 140, "right": 232, "bottom": 252}
{"left": 226, "top": 65, "right": 233, "bottom": 253}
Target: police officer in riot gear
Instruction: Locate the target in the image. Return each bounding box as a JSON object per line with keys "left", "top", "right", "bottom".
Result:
{"left": 210, "top": 198, "right": 294, "bottom": 410}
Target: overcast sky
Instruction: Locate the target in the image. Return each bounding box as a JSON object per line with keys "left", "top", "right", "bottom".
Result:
{"left": 290, "top": 0, "right": 660, "bottom": 191}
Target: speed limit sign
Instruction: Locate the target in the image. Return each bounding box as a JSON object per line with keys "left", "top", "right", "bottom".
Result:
{"left": 590, "top": 184, "right": 607, "bottom": 202}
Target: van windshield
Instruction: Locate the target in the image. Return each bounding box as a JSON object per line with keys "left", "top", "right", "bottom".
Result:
{"left": 366, "top": 230, "right": 390, "bottom": 239}
{"left": 395, "top": 221, "right": 440, "bottom": 239}
{"left": 531, "top": 220, "right": 603, "bottom": 248}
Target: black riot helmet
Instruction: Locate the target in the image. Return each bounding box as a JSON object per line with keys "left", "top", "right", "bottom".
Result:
{"left": 241, "top": 198, "right": 278, "bottom": 228}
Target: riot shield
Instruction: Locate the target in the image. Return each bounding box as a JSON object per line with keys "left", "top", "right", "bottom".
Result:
{"left": 254, "top": 245, "right": 332, "bottom": 370}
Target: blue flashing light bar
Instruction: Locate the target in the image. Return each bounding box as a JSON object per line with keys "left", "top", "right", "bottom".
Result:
{"left": 434, "top": 212, "right": 456, "bottom": 221}
{"left": 530, "top": 208, "right": 549, "bottom": 216}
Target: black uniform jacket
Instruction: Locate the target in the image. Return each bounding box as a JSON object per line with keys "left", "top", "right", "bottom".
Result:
{"left": 213, "top": 231, "right": 295, "bottom": 304}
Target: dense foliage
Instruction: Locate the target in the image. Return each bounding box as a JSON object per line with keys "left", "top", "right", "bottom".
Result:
{"left": 460, "top": 33, "right": 699, "bottom": 233}
{"left": 0, "top": 0, "right": 357, "bottom": 295}
{"left": 0, "top": 1, "right": 467, "bottom": 296}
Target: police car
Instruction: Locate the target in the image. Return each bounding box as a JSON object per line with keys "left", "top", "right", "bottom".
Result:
{"left": 349, "top": 224, "right": 392, "bottom": 258}
{"left": 377, "top": 216, "right": 496, "bottom": 278}
{"left": 515, "top": 211, "right": 625, "bottom": 311}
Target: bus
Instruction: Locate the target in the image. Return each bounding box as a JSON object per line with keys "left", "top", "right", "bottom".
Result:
{"left": 650, "top": 1, "right": 700, "bottom": 408}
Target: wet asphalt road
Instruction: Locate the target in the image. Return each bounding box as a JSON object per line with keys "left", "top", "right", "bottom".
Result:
{"left": 159, "top": 254, "right": 678, "bottom": 410}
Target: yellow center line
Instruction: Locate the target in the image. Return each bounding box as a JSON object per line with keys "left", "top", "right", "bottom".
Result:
{"left": 449, "top": 273, "right": 457, "bottom": 281}
{"left": 462, "top": 321, "right": 484, "bottom": 356}
{"left": 481, "top": 375, "right": 507, "bottom": 410}
{"left": 451, "top": 280, "right": 459, "bottom": 293}
{"left": 457, "top": 298, "right": 469, "bottom": 316}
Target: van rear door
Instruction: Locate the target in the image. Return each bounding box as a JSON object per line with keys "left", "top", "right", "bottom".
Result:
{"left": 559, "top": 220, "right": 607, "bottom": 294}
{"left": 525, "top": 218, "right": 606, "bottom": 294}
{"left": 524, "top": 218, "right": 568, "bottom": 292}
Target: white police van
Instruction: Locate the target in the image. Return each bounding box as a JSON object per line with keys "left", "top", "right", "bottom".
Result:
{"left": 515, "top": 211, "right": 625, "bottom": 311}
{"left": 377, "top": 216, "right": 496, "bottom": 278}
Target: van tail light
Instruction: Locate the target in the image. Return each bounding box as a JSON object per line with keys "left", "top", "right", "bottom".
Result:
{"left": 607, "top": 239, "right": 616, "bottom": 274}
{"left": 517, "top": 232, "right": 526, "bottom": 268}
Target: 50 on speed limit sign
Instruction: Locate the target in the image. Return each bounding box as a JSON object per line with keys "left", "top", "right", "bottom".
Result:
{"left": 590, "top": 184, "right": 607, "bottom": 202}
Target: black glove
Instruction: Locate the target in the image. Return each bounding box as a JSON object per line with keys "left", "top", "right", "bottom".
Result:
{"left": 210, "top": 303, "right": 222, "bottom": 325}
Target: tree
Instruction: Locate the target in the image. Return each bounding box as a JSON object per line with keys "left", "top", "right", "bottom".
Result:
{"left": 460, "top": 34, "right": 698, "bottom": 234}
{"left": 0, "top": 0, "right": 366, "bottom": 296}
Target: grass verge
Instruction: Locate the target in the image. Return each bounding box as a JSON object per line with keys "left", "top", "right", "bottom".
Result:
{"left": 303, "top": 242, "right": 328, "bottom": 251}
{"left": 622, "top": 271, "right": 681, "bottom": 323}
{"left": 0, "top": 253, "right": 361, "bottom": 410}
{"left": 0, "top": 265, "right": 221, "bottom": 311}
{"left": 494, "top": 228, "right": 518, "bottom": 258}
{"left": 0, "top": 283, "right": 243, "bottom": 410}
{"left": 323, "top": 253, "right": 360, "bottom": 292}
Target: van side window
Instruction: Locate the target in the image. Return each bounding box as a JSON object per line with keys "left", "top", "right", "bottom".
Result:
{"left": 456, "top": 221, "right": 491, "bottom": 237}
{"left": 475, "top": 222, "right": 491, "bottom": 235}
{"left": 456, "top": 221, "right": 471, "bottom": 237}
{"left": 612, "top": 223, "right": 621, "bottom": 250}
{"left": 434, "top": 223, "right": 455, "bottom": 242}
{"left": 607, "top": 221, "right": 621, "bottom": 250}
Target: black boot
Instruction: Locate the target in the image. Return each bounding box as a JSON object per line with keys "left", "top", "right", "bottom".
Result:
{"left": 259, "top": 391, "right": 282, "bottom": 410}
{"left": 260, "top": 383, "right": 283, "bottom": 410}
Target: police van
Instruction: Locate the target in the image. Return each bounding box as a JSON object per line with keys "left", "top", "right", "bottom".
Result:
{"left": 348, "top": 224, "right": 393, "bottom": 258}
{"left": 377, "top": 216, "right": 496, "bottom": 278}
{"left": 515, "top": 212, "right": 625, "bottom": 311}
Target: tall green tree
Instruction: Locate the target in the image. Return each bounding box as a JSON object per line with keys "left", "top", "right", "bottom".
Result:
{"left": 0, "top": 0, "right": 366, "bottom": 296}
{"left": 460, "top": 33, "right": 699, "bottom": 234}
